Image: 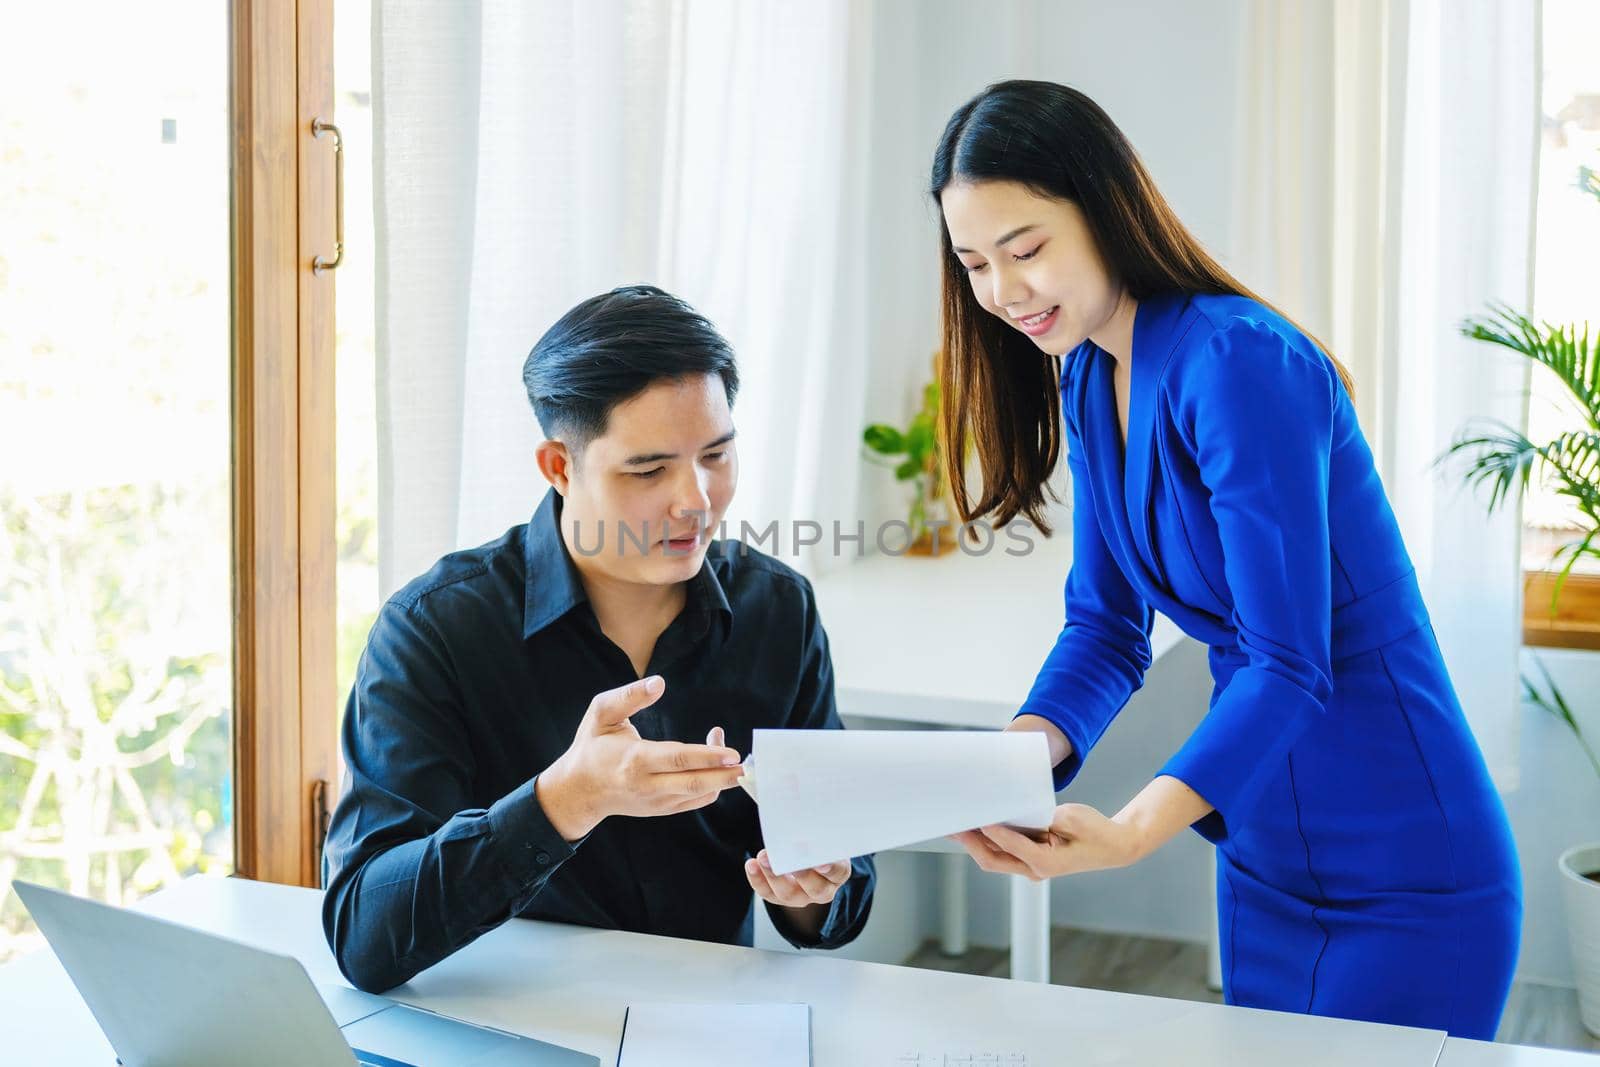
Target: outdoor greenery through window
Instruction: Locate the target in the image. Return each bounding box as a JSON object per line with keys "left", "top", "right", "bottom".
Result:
{"left": 0, "top": 3, "right": 234, "bottom": 961}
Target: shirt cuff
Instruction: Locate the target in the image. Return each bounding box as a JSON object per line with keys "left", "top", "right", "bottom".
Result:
{"left": 486, "top": 774, "right": 581, "bottom": 888}
{"left": 765, "top": 893, "right": 848, "bottom": 950}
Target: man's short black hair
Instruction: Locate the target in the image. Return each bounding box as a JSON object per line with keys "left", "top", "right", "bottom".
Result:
{"left": 522, "top": 284, "right": 740, "bottom": 450}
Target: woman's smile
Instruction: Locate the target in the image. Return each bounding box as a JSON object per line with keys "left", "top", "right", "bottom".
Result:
{"left": 1012, "top": 305, "right": 1060, "bottom": 336}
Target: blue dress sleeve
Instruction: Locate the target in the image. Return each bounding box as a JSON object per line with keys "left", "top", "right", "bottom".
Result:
{"left": 1016, "top": 372, "right": 1156, "bottom": 791}
{"left": 1158, "top": 319, "right": 1337, "bottom": 842}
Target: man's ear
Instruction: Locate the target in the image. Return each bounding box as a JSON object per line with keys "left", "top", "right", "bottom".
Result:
{"left": 535, "top": 439, "right": 574, "bottom": 495}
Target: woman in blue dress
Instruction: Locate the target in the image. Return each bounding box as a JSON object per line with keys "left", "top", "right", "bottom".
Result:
{"left": 936, "top": 81, "right": 1521, "bottom": 1039}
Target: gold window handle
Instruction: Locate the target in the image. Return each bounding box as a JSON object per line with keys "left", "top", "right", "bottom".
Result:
{"left": 311, "top": 118, "right": 344, "bottom": 274}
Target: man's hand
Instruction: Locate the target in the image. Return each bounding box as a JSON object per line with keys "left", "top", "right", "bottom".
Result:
{"left": 744, "top": 848, "right": 850, "bottom": 938}
{"left": 536, "top": 676, "right": 745, "bottom": 841}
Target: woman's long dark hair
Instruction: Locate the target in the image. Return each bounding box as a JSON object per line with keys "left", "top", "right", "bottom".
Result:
{"left": 931, "top": 80, "right": 1354, "bottom": 534}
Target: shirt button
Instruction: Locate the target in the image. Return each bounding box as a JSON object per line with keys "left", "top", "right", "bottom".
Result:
{"left": 535, "top": 850, "right": 551, "bottom": 865}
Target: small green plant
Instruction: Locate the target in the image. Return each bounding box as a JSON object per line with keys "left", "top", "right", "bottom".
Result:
{"left": 863, "top": 376, "right": 945, "bottom": 546}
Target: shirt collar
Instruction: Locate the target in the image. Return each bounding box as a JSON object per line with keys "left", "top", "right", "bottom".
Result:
{"left": 521, "top": 488, "right": 735, "bottom": 640}
{"left": 687, "top": 548, "right": 733, "bottom": 627}
{"left": 522, "top": 488, "right": 589, "bottom": 639}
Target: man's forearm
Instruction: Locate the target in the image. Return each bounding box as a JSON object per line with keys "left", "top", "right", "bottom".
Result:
{"left": 535, "top": 757, "right": 602, "bottom": 841}
{"left": 323, "top": 776, "right": 576, "bottom": 992}
{"left": 777, "top": 900, "right": 828, "bottom": 939}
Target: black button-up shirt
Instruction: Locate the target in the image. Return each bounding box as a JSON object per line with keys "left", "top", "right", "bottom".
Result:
{"left": 321, "top": 489, "right": 875, "bottom": 992}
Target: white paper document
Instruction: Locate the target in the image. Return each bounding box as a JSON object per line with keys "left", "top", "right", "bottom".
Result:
{"left": 751, "top": 729, "right": 1057, "bottom": 875}
{"left": 618, "top": 1002, "right": 809, "bottom": 1067}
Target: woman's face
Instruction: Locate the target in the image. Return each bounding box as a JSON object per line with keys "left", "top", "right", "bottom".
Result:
{"left": 941, "top": 179, "right": 1125, "bottom": 357}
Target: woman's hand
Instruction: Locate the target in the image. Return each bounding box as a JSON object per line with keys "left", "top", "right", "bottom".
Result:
{"left": 951, "top": 775, "right": 1215, "bottom": 883}
{"left": 952, "top": 803, "right": 1143, "bottom": 882}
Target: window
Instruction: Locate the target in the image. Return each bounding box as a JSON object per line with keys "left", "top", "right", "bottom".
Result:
{"left": 1524, "top": 0, "right": 1600, "bottom": 649}
{"left": 0, "top": 3, "right": 234, "bottom": 960}
{"left": 1, "top": 0, "right": 339, "bottom": 960}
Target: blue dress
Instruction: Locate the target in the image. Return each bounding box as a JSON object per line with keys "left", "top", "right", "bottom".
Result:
{"left": 1019, "top": 291, "right": 1522, "bottom": 1039}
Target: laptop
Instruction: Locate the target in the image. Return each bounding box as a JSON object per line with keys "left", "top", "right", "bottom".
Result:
{"left": 14, "top": 880, "right": 598, "bottom": 1067}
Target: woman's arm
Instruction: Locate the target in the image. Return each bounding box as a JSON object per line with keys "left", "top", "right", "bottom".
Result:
{"left": 954, "top": 774, "right": 1215, "bottom": 880}
{"left": 1007, "top": 713, "right": 1074, "bottom": 767}
{"left": 1013, "top": 438, "right": 1155, "bottom": 792}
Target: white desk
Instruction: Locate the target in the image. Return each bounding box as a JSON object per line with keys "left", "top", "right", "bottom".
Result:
{"left": 810, "top": 538, "right": 1191, "bottom": 982}
{"left": 0, "top": 876, "right": 1463, "bottom": 1066}
{"left": 1439, "top": 1038, "right": 1599, "bottom": 1064}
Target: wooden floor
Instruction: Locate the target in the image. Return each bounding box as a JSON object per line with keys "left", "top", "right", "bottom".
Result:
{"left": 903, "top": 927, "right": 1600, "bottom": 1055}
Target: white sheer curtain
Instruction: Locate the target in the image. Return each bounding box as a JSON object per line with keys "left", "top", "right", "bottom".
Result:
{"left": 1232, "top": 0, "right": 1540, "bottom": 783}
{"left": 373, "top": 0, "right": 874, "bottom": 598}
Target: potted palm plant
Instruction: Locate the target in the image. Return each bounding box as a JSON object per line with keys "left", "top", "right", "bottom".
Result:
{"left": 1443, "top": 195, "right": 1600, "bottom": 1030}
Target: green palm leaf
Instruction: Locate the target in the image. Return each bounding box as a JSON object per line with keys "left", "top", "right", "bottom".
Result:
{"left": 1523, "top": 655, "right": 1600, "bottom": 781}
{"left": 1461, "top": 303, "right": 1600, "bottom": 431}
{"left": 1438, "top": 419, "right": 1540, "bottom": 516}
{"left": 1541, "top": 429, "right": 1600, "bottom": 518}
{"left": 1441, "top": 423, "right": 1600, "bottom": 523}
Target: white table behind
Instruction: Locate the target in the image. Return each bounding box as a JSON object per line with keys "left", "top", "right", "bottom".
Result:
{"left": 812, "top": 535, "right": 1187, "bottom": 729}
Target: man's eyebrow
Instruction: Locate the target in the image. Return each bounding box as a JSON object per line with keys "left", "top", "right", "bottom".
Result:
{"left": 622, "top": 430, "right": 737, "bottom": 466}
{"left": 951, "top": 223, "right": 1039, "bottom": 255}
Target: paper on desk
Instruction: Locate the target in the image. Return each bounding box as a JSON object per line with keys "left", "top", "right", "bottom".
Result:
{"left": 619, "top": 1003, "right": 809, "bottom": 1067}
{"left": 751, "top": 729, "right": 1056, "bottom": 875}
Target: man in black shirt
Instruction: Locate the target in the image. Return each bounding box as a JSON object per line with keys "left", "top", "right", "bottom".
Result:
{"left": 322, "top": 285, "right": 874, "bottom": 993}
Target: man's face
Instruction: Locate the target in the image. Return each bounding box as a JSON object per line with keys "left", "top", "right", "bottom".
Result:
{"left": 555, "top": 374, "right": 737, "bottom": 588}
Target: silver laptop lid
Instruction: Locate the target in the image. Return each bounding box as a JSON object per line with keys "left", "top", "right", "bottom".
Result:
{"left": 15, "top": 880, "right": 358, "bottom": 1067}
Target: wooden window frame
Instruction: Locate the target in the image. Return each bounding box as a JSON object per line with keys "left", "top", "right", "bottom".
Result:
{"left": 230, "top": 0, "right": 338, "bottom": 886}
{"left": 1523, "top": 569, "right": 1600, "bottom": 652}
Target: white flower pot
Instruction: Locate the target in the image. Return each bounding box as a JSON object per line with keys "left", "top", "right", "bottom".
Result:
{"left": 1559, "top": 842, "right": 1600, "bottom": 1036}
